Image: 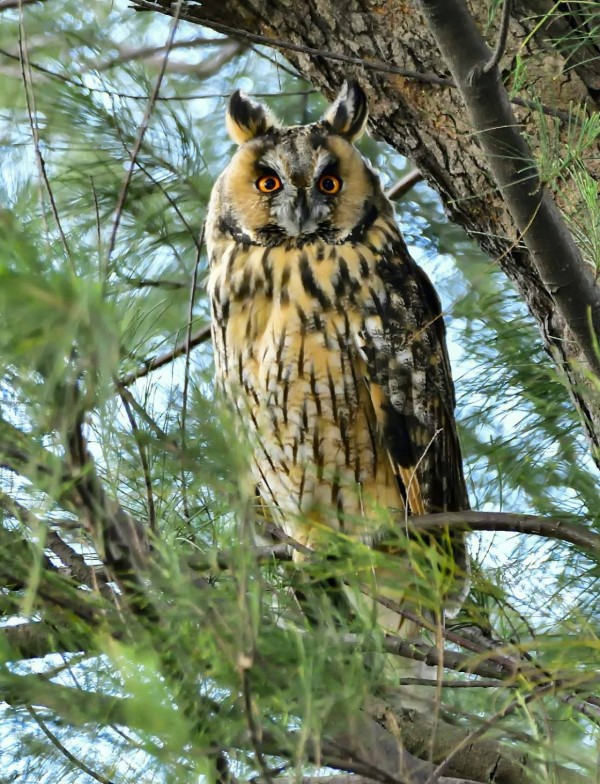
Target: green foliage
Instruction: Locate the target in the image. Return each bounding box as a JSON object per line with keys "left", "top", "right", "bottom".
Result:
{"left": 0, "top": 1, "right": 599, "bottom": 783}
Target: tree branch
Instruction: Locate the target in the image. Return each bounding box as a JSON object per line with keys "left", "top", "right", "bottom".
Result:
{"left": 131, "top": 1, "right": 454, "bottom": 87}
{"left": 26, "top": 705, "right": 116, "bottom": 784}
{"left": 119, "top": 324, "right": 211, "bottom": 387}
{"left": 417, "top": 0, "right": 600, "bottom": 376}
{"left": 405, "top": 510, "right": 600, "bottom": 555}
{"left": 274, "top": 776, "right": 482, "bottom": 784}
{"left": 385, "top": 171, "right": 424, "bottom": 202}
{"left": 0, "top": 673, "right": 136, "bottom": 728}
{"left": 0, "top": 413, "right": 150, "bottom": 594}
{"left": 482, "top": 0, "right": 512, "bottom": 74}
{"left": 0, "top": 620, "right": 89, "bottom": 660}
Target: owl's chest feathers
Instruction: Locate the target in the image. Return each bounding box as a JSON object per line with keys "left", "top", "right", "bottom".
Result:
{"left": 209, "top": 233, "right": 388, "bottom": 386}
{"left": 208, "top": 224, "right": 405, "bottom": 523}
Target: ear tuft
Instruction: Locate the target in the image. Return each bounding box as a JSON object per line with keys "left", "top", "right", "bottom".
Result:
{"left": 226, "top": 90, "right": 280, "bottom": 145}
{"left": 322, "top": 79, "right": 368, "bottom": 142}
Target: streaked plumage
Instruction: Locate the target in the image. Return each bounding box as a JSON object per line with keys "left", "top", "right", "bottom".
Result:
{"left": 207, "top": 81, "right": 469, "bottom": 625}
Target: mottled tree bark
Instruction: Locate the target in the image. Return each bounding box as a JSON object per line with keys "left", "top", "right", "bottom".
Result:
{"left": 134, "top": 0, "right": 600, "bottom": 468}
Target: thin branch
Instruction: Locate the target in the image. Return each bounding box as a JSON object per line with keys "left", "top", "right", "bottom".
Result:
{"left": 123, "top": 276, "right": 187, "bottom": 289}
{"left": 180, "top": 223, "right": 205, "bottom": 521}
{"left": 350, "top": 633, "right": 514, "bottom": 680}
{"left": 0, "top": 490, "right": 111, "bottom": 594}
{"left": 18, "top": 17, "right": 71, "bottom": 260}
{"left": 131, "top": 1, "right": 454, "bottom": 86}
{"left": 187, "top": 543, "right": 291, "bottom": 572}
{"left": 94, "top": 35, "right": 240, "bottom": 71}
{"left": 120, "top": 392, "right": 157, "bottom": 535}
{"left": 0, "top": 524, "right": 103, "bottom": 623}
{"left": 133, "top": 39, "right": 243, "bottom": 76}
{"left": 129, "top": 158, "right": 201, "bottom": 247}
{"left": 385, "top": 171, "right": 424, "bottom": 202}
{"left": 242, "top": 670, "right": 275, "bottom": 784}
{"left": 119, "top": 324, "right": 211, "bottom": 387}
{"left": 405, "top": 510, "right": 600, "bottom": 555}
{"left": 26, "top": 705, "right": 116, "bottom": 784}
{"left": 394, "top": 677, "right": 511, "bottom": 688}
{"left": 66, "top": 410, "right": 151, "bottom": 582}
{"left": 115, "top": 383, "right": 170, "bottom": 441}
{"left": 483, "top": 0, "right": 512, "bottom": 74}
{"left": 1, "top": 34, "right": 579, "bottom": 127}
{"left": 106, "top": 1, "right": 181, "bottom": 261}
{"left": 45, "top": 530, "right": 112, "bottom": 592}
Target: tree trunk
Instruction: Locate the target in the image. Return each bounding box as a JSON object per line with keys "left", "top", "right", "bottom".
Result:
{"left": 134, "top": 0, "right": 600, "bottom": 465}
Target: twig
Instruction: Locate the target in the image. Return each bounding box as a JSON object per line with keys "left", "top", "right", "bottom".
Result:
{"left": 0, "top": 41, "right": 579, "bottom": 124}
{"left": 385, "top": 171, "right": 424, "bottom": 202}
{"left": 119, "top": 324, "right": 211, "bottom": 387}
{"left": 26, "top": 705, "right": 116, "bottom": 784}
{"left": 120, "top": 391, "right": 157, "bottom": 534}
{"left": 130, "top": 158, "right": 201, "bottom": 248}
{"left": 187, "top": 543, "right": 292, "bottom": 572}
{"left": 482, "top": 0, "right": 512, "bottom": 74}
{"left": 0, "top": 490, "right": 111, "bottom": 594}
{"left": 18, "top": 18, "right": 71, "bottom": 260}
{"left": 273, "top": 775, "right": 482, "bottom": 784}
{"left": 94, "top": 35, "right": 239, "bottom": 71}
{"left": 180, "top": 223, "right": 205, "bottom": 520}
{"left": 129, "top": 0, "right": 582, "bottom": 130}
{"left": 123, "top": 276, "right": 188, "bottom": 289}
{"left": 115, "top": 383, "right": 170, "bottom": 441}
{"left": 242, "top": 670, "right": 275, "bottom": 784}
{"left": 106, "top": 1, "right": 181, "bottom": 261}
{"left": 90, "top": 176, "right": 105, "bottom": 292}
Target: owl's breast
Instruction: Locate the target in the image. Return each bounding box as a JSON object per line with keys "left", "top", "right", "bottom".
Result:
{"left": 207, "top": 227, "right": 403, "bottom": 542}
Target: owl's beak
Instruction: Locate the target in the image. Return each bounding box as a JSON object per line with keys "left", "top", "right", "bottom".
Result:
{"left": 281, "top": 189, "right": 318, "bottom": 237}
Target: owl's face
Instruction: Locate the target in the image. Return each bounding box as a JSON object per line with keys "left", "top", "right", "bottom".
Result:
{"left": 211, "top": 81, "right": 390, "bottom": 247}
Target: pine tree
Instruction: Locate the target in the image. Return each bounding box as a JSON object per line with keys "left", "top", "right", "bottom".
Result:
{"left": 0, "top": 2, "right": 599, "bottom": 782}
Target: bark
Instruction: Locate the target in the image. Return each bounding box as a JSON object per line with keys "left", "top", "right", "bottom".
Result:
{"left": 132, "top": 0, "right": 600, "bottom": 469}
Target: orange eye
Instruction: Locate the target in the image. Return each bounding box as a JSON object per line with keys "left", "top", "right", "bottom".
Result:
{"left": 256, "top": 174, "right": 282, "bottom": 193}
{"left": 318, "top": 174, "right": 342, "bottom": 194}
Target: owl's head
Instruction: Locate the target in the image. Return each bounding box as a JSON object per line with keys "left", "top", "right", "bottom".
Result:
{"left": 210, "top": 81, "right": 390, "bottom": 247}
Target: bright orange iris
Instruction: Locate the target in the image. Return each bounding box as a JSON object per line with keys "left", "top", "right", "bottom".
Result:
{"left": 256, "top": 174, "right": 282, "bottom": 193}
{"left": 318, "top": 174, "right": 342, "bottom": 194}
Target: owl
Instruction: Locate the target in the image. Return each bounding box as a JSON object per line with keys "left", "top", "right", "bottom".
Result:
{"left": 206, "top": 80, "right": 469, "bottom": 628}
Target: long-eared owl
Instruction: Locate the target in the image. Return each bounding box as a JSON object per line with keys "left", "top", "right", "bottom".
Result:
{"left": 207, "top": 81, "right": 469, "bottom": 622}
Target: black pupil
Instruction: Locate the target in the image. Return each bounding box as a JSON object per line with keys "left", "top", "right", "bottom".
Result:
{"left": 322, "top": 177, "right": 335, "bottom": 191}
{"left": 263, "top": 177, "right": 277, "bottom": 190}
